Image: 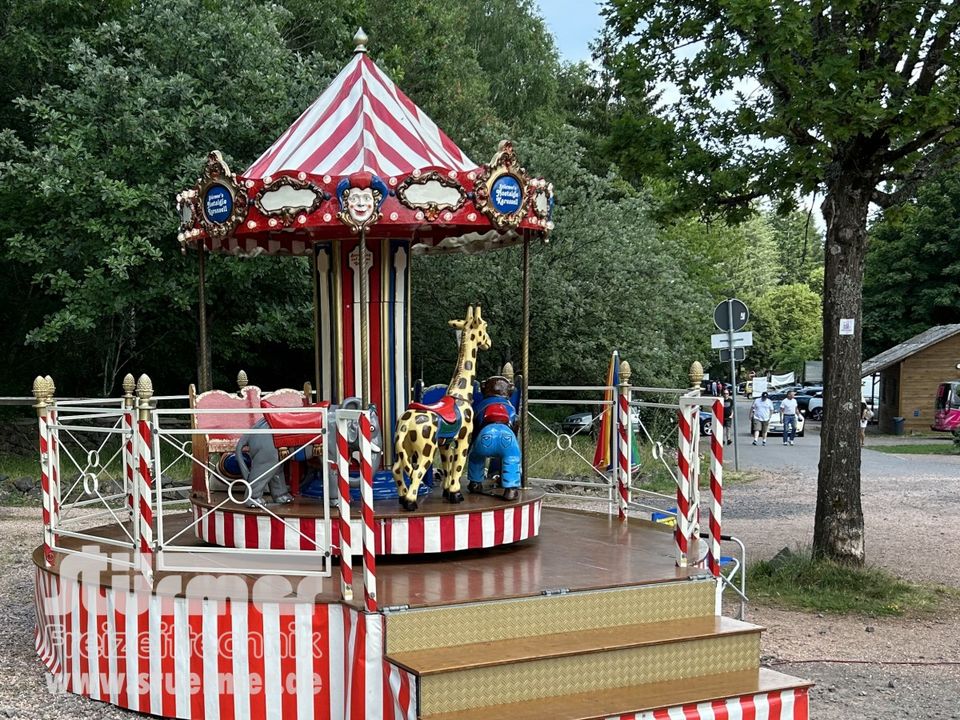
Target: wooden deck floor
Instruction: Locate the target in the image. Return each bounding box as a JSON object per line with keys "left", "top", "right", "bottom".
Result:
{"left": 37, "top": 507, "right": 705, "bottom": 609}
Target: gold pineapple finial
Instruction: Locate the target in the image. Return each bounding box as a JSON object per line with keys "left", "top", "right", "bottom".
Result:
{"left": 620, "top": 360, "right": 632, "bottom": 385}
{"left": 237, "top": 369, "right": 248, "bottom": 390}
{"left": 689, "top": 361, "right": 704, "bottom": 389}
{"left": 501, "top": 362, "right": 514, "bottom": 383}
{"left": 122, "top": 373, "right": 136, "bottom": 395}
{"left": 136, "top": 374, "right": 154, "bottom": 400}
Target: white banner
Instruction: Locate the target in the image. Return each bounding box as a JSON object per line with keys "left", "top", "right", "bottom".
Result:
{"left": 770, "top": 372, "right": 795, "bottom": 388}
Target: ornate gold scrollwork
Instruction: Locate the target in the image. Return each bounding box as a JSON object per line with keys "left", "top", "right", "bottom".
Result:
{"left": 473, "top": 140, "right": 530, "bottom": 231}
{"left": 254, "top": 175, "right": 326, "bottom": 227}
{"left": 196, "top": 151, "right": 248, "bottom": 241}
{"left": 396, "top": 171, "right": 467, "bottom": 221}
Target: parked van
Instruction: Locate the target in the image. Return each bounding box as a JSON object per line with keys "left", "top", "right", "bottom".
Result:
{"left": 932, "top": 381, "right": 960, "bottom": 432}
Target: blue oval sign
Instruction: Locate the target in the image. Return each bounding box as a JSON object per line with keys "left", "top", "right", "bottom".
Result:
{"left": 490, "top": 174, "right": 523, "bottom": 214}
{"left": 204, "top": 184, "right": 233, "bottom": 224}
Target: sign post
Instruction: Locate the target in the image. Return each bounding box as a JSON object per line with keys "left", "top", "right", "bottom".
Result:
{"left": 713, "top": 299, "right": 750, "bottom": 471}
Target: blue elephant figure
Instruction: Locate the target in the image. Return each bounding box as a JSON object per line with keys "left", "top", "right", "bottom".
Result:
{"left": 467, "top": 376, "right": 522, "bottom": 501}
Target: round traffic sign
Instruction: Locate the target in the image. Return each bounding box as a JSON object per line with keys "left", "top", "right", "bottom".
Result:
{"left": 714, "top": 299, "right": 749, "bottom": 332}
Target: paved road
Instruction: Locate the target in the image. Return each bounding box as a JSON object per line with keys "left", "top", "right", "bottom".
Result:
{"left": 725, "top": 401, "right": 960, "bottom": 480}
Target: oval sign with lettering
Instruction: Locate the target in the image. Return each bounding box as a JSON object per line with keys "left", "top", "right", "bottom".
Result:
{"left": 490, "top": 174, "right": 523, "bottom": 214}
{"left": 204, "top": 184, "right": 233, "bottom": 224}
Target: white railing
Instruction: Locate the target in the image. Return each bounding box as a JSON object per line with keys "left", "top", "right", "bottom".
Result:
{"left": 33, "top": 376, "right": 378, "bottom": 607}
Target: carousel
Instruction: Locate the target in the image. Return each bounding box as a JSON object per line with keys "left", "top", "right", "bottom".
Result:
{"left": 30, "top": 30, "right": 811, "bottom": 720}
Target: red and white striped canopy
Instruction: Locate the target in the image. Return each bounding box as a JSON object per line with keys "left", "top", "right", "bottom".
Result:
{"left": 246, "top": 53, "right": 478, "bottom": 179}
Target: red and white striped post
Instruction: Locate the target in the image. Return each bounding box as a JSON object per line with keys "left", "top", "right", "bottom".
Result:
{"left": 122, "top": 374, "right": 136, "bottom": 516}
{"left": 616, "top": 361, "right": 633, "bottom": 520}
{"left": 675, "top": 405, "right": 693, "bottom": 567}
{"left": 359, "top": 412, "right": 378, "bottom": 611}
{"left": 335, "top": 417, "right": 353, "bottom": 602}
{"left": 33, "top": 376, "right": 55, "bottom": 567}
{"left": 45, "top": 375, "right": 60, "bottom": 545}
{"left": 136, "top": 375, "right": 155, "bottom": 587}
{"left": 707, "top": 399, "right": 724, "bottom": 579}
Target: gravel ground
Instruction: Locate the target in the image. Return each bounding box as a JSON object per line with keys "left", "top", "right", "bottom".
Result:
{"left": 723, "top": 416, "right": 960, "bottom": 719}
{"left": 2, "top": 418, "right": 959, "bottom": 718}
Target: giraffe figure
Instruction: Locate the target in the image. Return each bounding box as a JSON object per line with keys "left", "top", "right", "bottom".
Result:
{"left": 392, "top": 306, "right": 491, "bottom": 510}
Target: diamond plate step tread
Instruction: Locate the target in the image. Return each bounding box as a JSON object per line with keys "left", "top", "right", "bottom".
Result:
{"left": 420, "top": 667, "right": 813, "bottom": 720}
{"left": 417, "top": 632, "right": 761, "bottom": 715}
{"left": 385, "top": 580, "right": 716, "bottom": 654}
{"left": 389, "top": 615, "right": 762, "bottom": 676}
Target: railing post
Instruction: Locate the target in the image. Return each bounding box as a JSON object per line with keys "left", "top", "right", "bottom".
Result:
{"left": 689, "top": 362, "right": 703, "bottom": 539}
{"left": 33, "top": 376, "right": 55, "bottom": 568}
{"left": 46, "top": 376, "right": 60, "bottom": 550}
{"left": 675, "top": 404, "right": 692, "bottom": 568}
{"left": 122, "top": 373, "right": 136, "bottom": 518}
{"left": 617, "top": 360, "right": 632, "bottom": 520}
{"left": 336, "top": 416, "right": 354, "bottom": 602}
{"left": 136, "top": 375, "right": 155, "bottom": 587}
{"left": 708, "top": 398, "right": 725, "bottom": 611}
{"left": 359, "top": 412, "right": 378, "bottom": 611}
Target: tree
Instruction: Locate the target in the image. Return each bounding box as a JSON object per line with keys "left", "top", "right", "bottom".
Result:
{"left": 0, "top": 0, "right": 319, "bottom": 394}
{"left": 864, "top": 170, "right": 960, "bottom": 357}
{"left": 603, "top": 1, "right": 960, "bottom": 564}
{"left": 412, "top": 126, "right": 710, "bottom": 389}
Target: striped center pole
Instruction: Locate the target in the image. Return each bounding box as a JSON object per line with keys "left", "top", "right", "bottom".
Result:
{"left": 136, "top": 375, "right": 155, "bottom": 587}
{"left": 675, "top": 407, "right": 692, "bottom": 567}
{"left": 33, "top": 377, "right": 54, "bottom": 567}
{"left": 336, "top": 417, "right": 354, "bottom": 602}
{"left": 708, "top": 399, "right": 725, "bottom": 578}
{"left": 616, "top": 382, "right": 631, "bottom": 520}
{"left": 359, "top": 413, "right": 378, "bottom": 611}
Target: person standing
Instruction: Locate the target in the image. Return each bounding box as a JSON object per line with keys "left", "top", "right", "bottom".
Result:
{"left": 750, "top": 391, "right": 774, "bottom": 445}
{"left": 722, "top": 388, "right": 734, "bottom": 445}
{"left": 860, "top": 401, "right": 874, "bottom": 446}
{"left": 780, "top": 390, "right": 799, "bottom": 446}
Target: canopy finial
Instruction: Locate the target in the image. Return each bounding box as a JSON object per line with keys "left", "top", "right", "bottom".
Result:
{"left": 353, "top": 27, "right": 368, "bottom": 54}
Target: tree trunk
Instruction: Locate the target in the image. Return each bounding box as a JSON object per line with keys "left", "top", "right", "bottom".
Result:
{"left": 814, "top": 178, "right": 871, "bottom": 565}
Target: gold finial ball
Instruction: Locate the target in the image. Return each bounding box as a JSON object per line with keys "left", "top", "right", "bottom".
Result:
{"left": 44, "top": 375, "right": 56, "bottom": 396}
{"left": 620, "top": 360, "right": 632, "bottom": 384}
{"left": 237, "top": 369, "right": 248, "bottom": 389}
{"left": 136, "top": 374, "right": 154, "bottom": 399}
{"left": 353, "top": 27, "right": 368, "bottom": 53}
{"left": 501, "top": 362, "right": 515, "bottom": 382}
{"left": 32, "top": 376, "right": 46, "bottom": 399}
{"left": 689, "top": 361, "right": 704, "bottom": 387}
{"left": 122, "top": 373, "right": 136, "bottom": 395}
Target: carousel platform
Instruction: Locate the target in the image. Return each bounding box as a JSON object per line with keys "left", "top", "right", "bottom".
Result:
{"left": 33, "top": 507, "right": 810, "bottom": 719}
{"left": 190, "top": 487, "right": 544, "bottom": 555}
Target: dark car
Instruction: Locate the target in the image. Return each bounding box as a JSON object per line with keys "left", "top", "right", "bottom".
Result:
{"left": 795, "top": 389, "right": 823, "bottom": 417}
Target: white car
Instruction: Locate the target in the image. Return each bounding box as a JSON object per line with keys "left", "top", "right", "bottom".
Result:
{"left": 768, "top": 399, "right": 805, "bottom": 437}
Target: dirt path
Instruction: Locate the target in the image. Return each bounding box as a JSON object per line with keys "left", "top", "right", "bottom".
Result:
{"left": 723, "top": 421, "right": 960, "bottom": 719}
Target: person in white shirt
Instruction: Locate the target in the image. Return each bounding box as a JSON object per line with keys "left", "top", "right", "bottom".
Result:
{"left": 780, "top": 390, "right": 799, "bottom": 446}
{"left": 750, "top": 392, "right": 774, "bottom": 445}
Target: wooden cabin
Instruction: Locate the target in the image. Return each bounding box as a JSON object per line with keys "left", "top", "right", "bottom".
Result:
{"left": 862, "top": 324, "right": 960, "bottom": 434}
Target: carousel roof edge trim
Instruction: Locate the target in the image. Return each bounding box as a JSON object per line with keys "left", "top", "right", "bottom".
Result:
{"left": 175, "top": 140, "right": 554, "bottom": 257}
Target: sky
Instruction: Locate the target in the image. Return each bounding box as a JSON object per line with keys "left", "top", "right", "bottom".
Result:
{"left": 534, "top": 0, "right": 604, "bottom": 63}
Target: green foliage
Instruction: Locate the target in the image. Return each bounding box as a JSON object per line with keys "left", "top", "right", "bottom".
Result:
{"left": 413, "top": 126, "right": 711, "bottom": 388}
{"left": 747, "top": 284, "right": 823, "bottom": 375}
{"left": 602, "top": 1, "right": 960, "bottom": 216}
{"left": 870, "top": 443, "right": 958, "bottom": 456}
{"left": 0, "top": 0, "right": 318, "bottom": 394}
{"left": 864, "top": 170, "right": 960, "bottom": 358}
{"left": 748, "top": 548, "right": 938, "bottom": 616}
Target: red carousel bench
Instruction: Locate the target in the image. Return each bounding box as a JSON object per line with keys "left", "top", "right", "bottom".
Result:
{"left": 188, "top": 372, "right": 313, "bottom": 500}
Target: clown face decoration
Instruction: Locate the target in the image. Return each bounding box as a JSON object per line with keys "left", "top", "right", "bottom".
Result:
{"left": 346, "top": 187, "right": 375, "bottom": 224}
{"left": 336, "top": 172, "right": 388, "bottom": 231}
